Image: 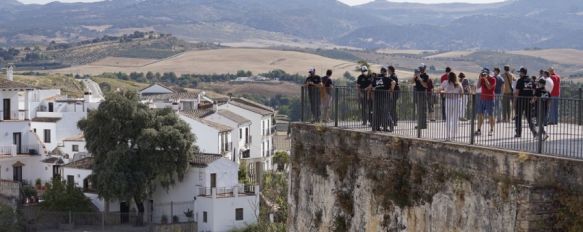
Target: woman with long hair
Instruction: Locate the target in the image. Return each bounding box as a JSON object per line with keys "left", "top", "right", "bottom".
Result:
{"left": 441, "top": 72, "right": 464, "bottom": 141}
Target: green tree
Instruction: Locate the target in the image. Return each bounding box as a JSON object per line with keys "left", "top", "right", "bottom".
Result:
{"left": 272, "top": 151, "right": 289, "bottom": 172}
{"left": 78, "top": 91, "right": 196, "bottom": 225}
{"left": 238, "top": 160, "right": 252, "bottom": 185}
{"left": 0, "top": 204, "right": 24, "bottom": 232}
{"left": 40, "top": 178, "right": 93, "bottom": 212}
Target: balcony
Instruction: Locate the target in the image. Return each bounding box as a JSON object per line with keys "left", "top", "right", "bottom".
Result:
{"left": 197, "top": 185, "right": 257, "bottom": 198}
{"left": 0, "top": 110, "right": 27, "bottom": 121}
{"left": 0, "top": 144, "right": 42, "bottom": 156}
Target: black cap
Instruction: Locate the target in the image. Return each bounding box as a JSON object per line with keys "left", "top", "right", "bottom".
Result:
{"left": 481, "top": 68, "right": 490, "bottom": 75}
{"left": 519, "top": 67, "right": 528, "bottom": 74}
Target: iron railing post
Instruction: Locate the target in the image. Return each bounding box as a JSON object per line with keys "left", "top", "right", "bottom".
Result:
{"left": 300, "top": 86, "right": 305, "bottom": 122}
{"left": 416, "top": 91, "right": 422, "bottom": 138}
{"left": 372, "top": 90, "right": 378, "bottom": 132}
{"left": 537, "top": 98, "right": 544, "bottom": 154}
{"left": 578, "top": 88, "right": 582, "bottom": 126}
{"left": 334, "top": 87, "right": 339, "bottom": 127}
{"left": 470, "top": 94, "right": 476, "bottom": 145}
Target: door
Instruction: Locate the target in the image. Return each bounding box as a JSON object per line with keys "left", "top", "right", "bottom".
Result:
{"left": 120, "top": 202, "right": 130, "bottom": 224}
{"left": 52, "top": 165, "right": 61, "bottom": 179}
{"left": 13, "top": 133, "right": 21, "bottom": 154}
{"left": 3, "top": 99, "right": 10, "bottom": 120}
{"left": 210, "top": 173, "right": 217, "bottom": 189}
{"left": 48, "top": 102, "right": 54, "bottom": 112}
{"left": 13, "top": 166, "right": 22, "bottom": 182}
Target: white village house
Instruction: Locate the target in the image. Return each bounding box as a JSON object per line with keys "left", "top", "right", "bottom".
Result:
{"left": 203, "top": 110, "right": 252, "bottom": 164}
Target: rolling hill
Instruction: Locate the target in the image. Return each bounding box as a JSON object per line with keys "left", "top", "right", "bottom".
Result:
{"left": 1, "top": 0, "right": 583, "bottom": 50}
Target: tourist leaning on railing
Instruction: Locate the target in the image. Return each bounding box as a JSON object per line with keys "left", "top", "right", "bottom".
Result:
{"left": 321, "top": 69, "right": 334, "bottom": 123}
{"left": 304, "top": 68, "right": 322, "bottom": 123}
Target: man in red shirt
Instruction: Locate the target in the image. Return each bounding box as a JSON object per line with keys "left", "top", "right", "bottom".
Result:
{"left": 548, "top": 67, "right": 560, "bottom": 125}
{"left": 475, "top": 68, "right": 497, "bottom": 136}
{"left": 440, "top": 67, "right": 451, "bottom": 120}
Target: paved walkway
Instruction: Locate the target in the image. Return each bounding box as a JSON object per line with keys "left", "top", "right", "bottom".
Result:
{"left": 320, "top": 120, "right": 583, "bottom": 159}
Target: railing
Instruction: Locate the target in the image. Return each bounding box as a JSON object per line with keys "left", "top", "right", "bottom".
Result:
{"left": 301, "top": 86, "right": 583, "bottom": 159}
{"left": 0, "top": 145, "right": 17, "bottom": 156}
{"left": 197, "top": 185, "right": 256, "bottom": 198}
{"left": 0, "top": 110, "right": 26, "bottom": 121}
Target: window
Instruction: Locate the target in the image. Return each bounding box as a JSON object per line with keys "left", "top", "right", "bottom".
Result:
{"left": 203, "top": 211, "right": 207, "bottom": 223}
{"left": 235, "top": 208, "right": 243, "bottom": 221}
{"left": 245, "top": 128, "right": 249, "bottom": 144}
{"left": 67, "top": 175, "right": 74, "bottom": 187}
{"left": 239, "top": 128, "right": 242, "bottom": 139}
{"left": 44, "top": 129, "right": 51, "bottom": 143}
{"left": 72, "top": 145, "right": 79, "bottom": 152}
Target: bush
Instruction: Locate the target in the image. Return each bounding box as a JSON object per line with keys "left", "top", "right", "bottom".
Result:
{"left": 161, "top": 215, "right": 169, "bottom": 224}
{"left": 172, "top": 215, "right": 180, "bottom": 223}
{"left": 40, "top": 179, "right": 93, "bottom": 212}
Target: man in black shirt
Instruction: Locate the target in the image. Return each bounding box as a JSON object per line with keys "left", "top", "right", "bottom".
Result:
{"left": 533, "top": 78, "right": 550, "bottom": 140}
{"left": 514, "top": 67, "right": 537, "bottom": 137}
{"left": 304, "top": 68, "right": 321, "bottom": 123}
{"left": 388, "top": 66, "right": 400, "bottom": 126}
{"left": 357, "top": 66, "right": 372, "bottom": 125}
{"left": 414, "top": 66, "right": 429, "bottom": 129}
{"left": 321, "top": 70, "right": 334, "bottom": 123}
{"left": 372, "top": 67, "right": 394, "bottom": 132}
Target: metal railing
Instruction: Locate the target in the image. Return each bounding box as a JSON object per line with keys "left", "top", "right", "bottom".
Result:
{"left": 0, "top": 145, "right": 17, "bottom": 156}
{"left": 197, "top": 185, "right": 256, "bottom": 198}
{"left": 0, "top": 110, "right": 26, "bottom": 121}
{"left": 301, "top": 86, "right": 583, "bottom": 159}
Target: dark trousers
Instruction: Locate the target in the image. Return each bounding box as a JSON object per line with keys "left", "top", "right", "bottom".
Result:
{"left": 415, "top": 92, "right": 428, "bottom": 129}
{"left": 502, "top": 94, "right": 512, "bottom": 121}
{"left": 372, "top": 91, "right": 393, "bottom": 131}
{"left": 390, "top": 92, "right": 399, "bottom": 125}
{"left": 308, "top": 88, "right": 320, "bottom": 122}
{"left": 515, "top": 99, "right": 537, "bottom": 136}
{"left": 359, "top": 91, "right": 372, "bottom": 125}
{"left": 536, "top": 100, "right": 549, "bottom": 135}
{"left": 441, "top": 96, "right": 446, "bottom": 120}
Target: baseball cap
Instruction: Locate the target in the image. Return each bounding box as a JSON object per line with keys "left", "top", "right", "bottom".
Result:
{"left": 481, "top": 68, "right": 490, "bottom": 75}
{"left": 361, "top": 66, "right": 368, "bottom": 72}
{"left": 519, "top": 67, "right": 528, "bottom": 74}
{"left": 308, "top": 68, "right": 316, "bottom": 74}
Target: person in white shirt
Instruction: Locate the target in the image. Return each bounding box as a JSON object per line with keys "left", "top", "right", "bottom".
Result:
{"left": 543, "top": 71, "right": 554, "bottom": 93}
{"left": 439, "top": 72, "right": 464, "bottom": 141}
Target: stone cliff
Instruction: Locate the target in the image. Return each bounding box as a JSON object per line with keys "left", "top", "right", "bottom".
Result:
{"left": 288, "top": 124, "right": 583, "bottom": 232}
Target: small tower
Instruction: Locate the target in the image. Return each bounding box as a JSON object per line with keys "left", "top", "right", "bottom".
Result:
{"left": 6, "top": 64, "right": 14, "bottom": 81}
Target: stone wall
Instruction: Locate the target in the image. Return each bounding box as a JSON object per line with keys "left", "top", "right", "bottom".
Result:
{"left": 288, "top": 123, "right": 583, "bottom": 232}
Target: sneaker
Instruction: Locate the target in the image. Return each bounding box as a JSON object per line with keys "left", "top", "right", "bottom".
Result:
{"left": 488, "top": 130, "right": 493, "bottom": 136}
{"left": 474, "top": 130, "right": 481, "bottom": 136}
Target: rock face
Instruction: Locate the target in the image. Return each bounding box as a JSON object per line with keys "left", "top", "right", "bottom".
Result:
{"left": 288, "top": 124, "right": 583, "bottom": 232}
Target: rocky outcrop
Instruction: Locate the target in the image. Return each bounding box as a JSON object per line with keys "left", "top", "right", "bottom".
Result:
{"left": 288, "top": 124, "right": 583, "bottom": 232}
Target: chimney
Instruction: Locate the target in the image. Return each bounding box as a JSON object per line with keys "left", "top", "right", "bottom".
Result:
{"left": 6, "top": 65, "right": 13, "bottom": 81}
{"left": 84, "top": 91, "right": 92, "bottom": 103}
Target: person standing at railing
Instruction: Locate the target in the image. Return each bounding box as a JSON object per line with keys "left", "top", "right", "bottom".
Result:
{"left": 413, "top": 66, "right": 429, "bottom": 129}
{"left": 532, "top": 78, "right": 550, "bottom": 141}
{"left": 501, "top": 66, "right": 515, "bottom": 123}
{"left": 493, "top": 68, "right": 505, "bottom": 123}
{"left": 439, "top": 72, "right": 463, "bottom": 141}
{"left": 475, "top": 68, "right": 497, "bottom": 137}
{"left": 548, "top": 67, "right": 561, "bottom": 125}
{"left": 320, "top": 69, "right": 334, "bottom": 123}
{"left": 357, "top": 66, "right": 373, "bottom": 126}
{"left": 514, "top": 67, "right": 537, "bottom": 138}
{"left": 372, "top": 67, "right": 394, "bottom": 132}
{"left": 459, "top": 72, "right": 470, "bottom": 121}
{"left": 304, "top": 68, "right": 322, "bottom": 123}
{"left": 388, "top": 66, "right": 400, "bottom": 127}
{"left": 440, "top": 67, "right": 451, "bottom": 121}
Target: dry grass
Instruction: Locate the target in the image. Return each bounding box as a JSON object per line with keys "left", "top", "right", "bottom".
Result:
{"left": 376, "top": 49, "right": 437, "bottom": 55}
{"left": 51, "top": 48, "right": 364, "bottom": 78}
{"left": 425, "top": 51, "right": 475, "bottom": 59}
{"left": 90, "top": 77, "right": 149, "bottom": 93}
{"left": 91, "top": 57, "right": 158, "bottom": 67}
{"left": 508, "top": 49, "right": 583, "bottom": 66}
{"left": 14, "top": 75, "right": 85, "bottom": 97}
{"left": 200, "top": 82, "right": 301, "bottom": 98}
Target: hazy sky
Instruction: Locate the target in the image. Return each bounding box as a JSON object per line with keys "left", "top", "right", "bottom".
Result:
{"left": 19, "top": 0, "right": 507, "bottom": 6}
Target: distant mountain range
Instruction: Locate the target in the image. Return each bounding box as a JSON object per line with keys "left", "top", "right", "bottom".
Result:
{"left": 1, "top": 0, "right": 583, "bottom": 50}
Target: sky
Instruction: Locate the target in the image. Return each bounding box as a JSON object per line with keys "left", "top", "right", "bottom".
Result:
{"left": 19, "top": 0, "right": 507, "bottom": 6}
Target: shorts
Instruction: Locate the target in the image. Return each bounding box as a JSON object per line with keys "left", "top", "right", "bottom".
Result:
{"left": 479, "top": 99, "right": 494, "bottom": 116}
